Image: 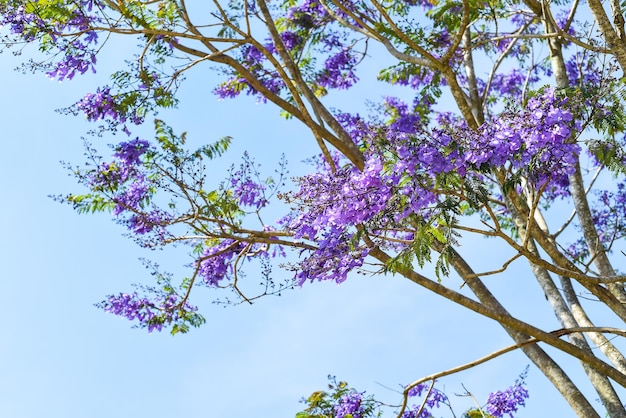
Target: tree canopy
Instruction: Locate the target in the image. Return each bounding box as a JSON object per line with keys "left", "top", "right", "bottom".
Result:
{"left": 2, "top": 0, "right": 626, "bottom": 416}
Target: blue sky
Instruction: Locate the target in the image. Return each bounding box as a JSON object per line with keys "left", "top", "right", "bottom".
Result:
{"left": 0, "top": 29, "right": 610, "bottom": 417}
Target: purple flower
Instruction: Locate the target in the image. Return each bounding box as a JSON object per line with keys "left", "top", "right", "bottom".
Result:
{"left": 113, "top": 180, "right": 149, "bottom": 215}
{"left": 288, "top": 154, "right": 391, "bottom": 239}
{"left": 114, "top": 138, "right": 151, "bottom": 165}
{"left": 86, "top": 138, "right": 155, "bottom": 230}
{"left": 567, "top": 181, "right": 626, "bottom": 261}
{"left": 485, "top": 369, "right": 530, "bottom": 418}
{"left": 565, "top": 53, "right": 602, "bottom": 87}
{"left": 335, "top": 392, "right": 364, "bottom": 418}
{"left": 384, "top": 97, "right": 421, "bottom": 134}
{"left": 197, "top": 240, "right": 247, "bottom": 286}
{"left": 317, "top": 48, "right": 359, "bottom": 89}
{"left": 127, "top": 210, "right": 171, "bottom": 235}
{"left": 279, "top": 31, "right": 303, "bottom": 51}
{"left": 0, "top": 5, "right": 42, "bottom": 39}
{"left": 490, "top": 69, "right": 539, "bottom": 97}
{"left": 461, "top": 88, "right": 580, "bottom": 187}
{"left": 295, "top": 231, "right": 369, "bottom": 285}
{"left": 409, "top": 383, "right": 449, "bottom": 409}
{"left": 46, "top": 42, "right": 97, "bottom": 81}
{"left": 405, "top": 382, "right": 449, "bottom": 417}
{"left": 230, "top": 154, "right": 269, "bottom": 209}
{"left": 215, "top": 77, "right": 248, "bottom": 100}
{"left": 77, "top": 87, "right": 121, "bottom": 122}
{"left": 98, "top": 289, "right": 199, "bottom": 333}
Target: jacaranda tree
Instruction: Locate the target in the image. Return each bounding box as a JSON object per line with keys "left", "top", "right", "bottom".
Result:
{"left": 3, "top": 0, "right": 626, "bottom": 416}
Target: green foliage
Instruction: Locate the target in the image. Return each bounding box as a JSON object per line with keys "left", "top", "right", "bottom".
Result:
{"left": 377, "top": 63, "right": 442, "bottom": 122}
{"left": 463, "top": 409, "right": 495, "bottom": 418}
{"left": 66, "top": 193, "right": 117, "bottom": 214}
{"left": 147, "top": 265, "right": 207, "bottom": 335}
{"left": 463, "top": 176, "right": 490, "bottom": 211}
{"left": 296, "top": 377, "right": 382, "bottom": 418}
{"left": 150, "top": 119, "right": 243, "bottom": 223}
{"left": 588, "top": 139, "right": 626, "bottom": 175}
{"left": 170, "top": 309, "right": 206, "bottom": 335}
{"left": 427, "top": 0, "right": 466, "bottom": 29}
{"left": 384, "top": 215, "right": 452, "bottom": 279}
{"left": 105, "top": 70, "right": 178, "bottom": 125}
{"left": 557, "top": 79, "right": 626, "bottom": 175}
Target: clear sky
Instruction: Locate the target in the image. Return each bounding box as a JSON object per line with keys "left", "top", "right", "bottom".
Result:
{"left": 0, "top": 28, "right": 609, "bottom": 417}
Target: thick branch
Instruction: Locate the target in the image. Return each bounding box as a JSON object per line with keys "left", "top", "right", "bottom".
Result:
{"left": 586, "top": 0, "right": 626, "bottom": 72}
{"left": 368, "top": 246, "right": 626, "bottom": 395}
{"left": 398, "top": 327, "right": 626, "bottom": 417}
{"left": 561, "top": 276, "right": 626, "bottom": 375}
{"left": 462, "top": 28, "right": 484, "bottom": 124}
{"left": 440, "top": 246, "right": 601, "bottom": 417}
{"left": 256, "top": 0, "right": 365, "bottom": 169}
{"left": 569, "top": 162, "right": 626, "bottom": 302}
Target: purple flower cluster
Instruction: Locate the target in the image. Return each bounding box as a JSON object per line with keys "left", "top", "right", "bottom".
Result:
{"left": 384, "top": 97, "right": 421, "bottom": 134}
{"left": 286, "top": 0, "right": 368, "bottom": 29}
{"left": 288, "top": 156, "right": 389, "bottom": 232}
{"left": 270, "top": 31, "right": 303, "bottom": 52}
{"left": 284, "top": 155, "right": 392, "bottom": 283}
{"left": 335, "top": 392, "right": 364, "bottom": 418}
{"left": 214, "top": 32, "right": 304, "bottom": 101}
{"left": 214, "top": 77, "right": 248, "bottom": 100}
{"left": 114, "top": 138, "right": 152, "bottom": 165}
{"left": 234, "top": 178, "right": 267, "bottom": 208}
{"left": 593, "top": 182, "right": 626, "bottom": 239}
{"left": 99, "top": 290, "right": 198, "bottom": 333}
{"left": 76, "top": 87, "right": 144, "bottom": 126}
{"left": 77, "top": 87, "right": 121, "bottom": 122}
{"left": 216, "top": 2, "right": 364, "bottom": 100}
{"left": 465, "top": 88, "right": 580, "bottom": 187}
{"left": 402, "top": 382, "right": 449, "bottom": 418}
{"left": 295, "top": 230, "right": 369, "bottom": 285}
{"left": 383, "top": 127, "right": 461, "bottom": 221}
{"left": 567, "top": 180, "right": 626, "bottom": 260}
{"left": 316, "top": 48, "right": 359, "bottom": 89}
{"left": 230, "top": 154, "right": 269, "bottom": 209}
{"left": 285, "top": 89, "right": 580, "bottom": 286}
{"left": 197, "top": 240, "right": 247, "bottom": 286}
{"left": 555, "top": 8, "right": 577, "bottom": 39}
{"left": 565, "top": 53, "right": 603, "bottom": 88}
{"left": 46, "top": 41, "right": 97, "bottom": 81}
{"left": 112, "top": 180, "right": 149, "bottom": 215}
{"left": 0, "top": 4, "right": 43, "bottom": 40}
{"left": 485, "top": 372, "right": 529, "bottom": 418}
{"left": 334, "top": 111, "right": 371, "bottom": 144}
{"left": 286, "top": 0, "right": 329, "bottom": 28}
{"left": 381, "top": 90, "right": 577, "bottom": 202}
{"left": 403, "top": 0, "right": 436, "bottom": 9}
{"left": 87, "top": 139, "right": 170, "bottom": 236}
{"left": 1, "top": 1, "right": 102, "bottom": 80}
{"left": 126, "top": 210, "right": 170, "bottom": 235}
{"left": 489, "top": 69, "right": 540, "bottom": 98}
{"left": 92, "top": 139, "right": 150, "bottom": 190}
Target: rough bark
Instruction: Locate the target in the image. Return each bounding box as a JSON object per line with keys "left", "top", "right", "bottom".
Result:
{"left": 518, "top": 2, "right": 626, "bottom": 414}
{"left": 436, "top": 246, "right": 601, "bottom": 417}
{"left": 568, "top": 163, "right": 626, "bottom": 302}
{"left": 508, "top": 208, "right": 625, "bottom": 416}
{"left": 560, "top": 277, "right": 626, "bottom": 375}
{"left": 586, "top": 0, "right": 626, "bottom": 72}
{"left": 462, "top": 28, "right": 484, "bottom": 125}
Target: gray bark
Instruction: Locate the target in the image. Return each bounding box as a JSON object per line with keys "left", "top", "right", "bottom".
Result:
{"left": 443, "top": 246, "right": 601, "bottom": 417}
{"left": 502, "top": 190, "right": 626, "bottom": 416}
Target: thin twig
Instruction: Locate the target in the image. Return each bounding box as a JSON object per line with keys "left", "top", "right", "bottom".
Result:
{"left": 397, "top": 327, "right": 626, "bottom": 417}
